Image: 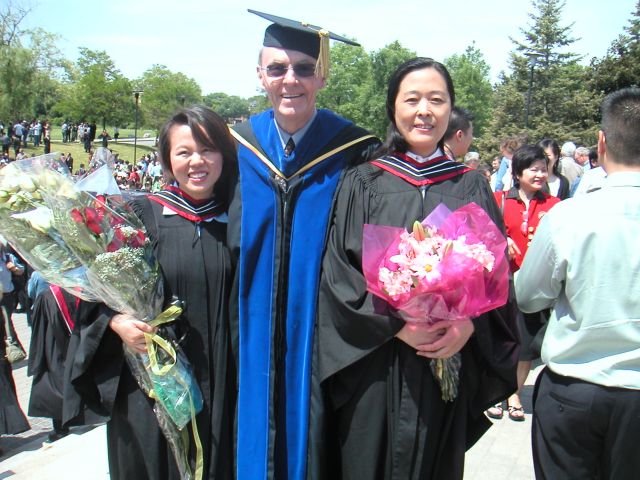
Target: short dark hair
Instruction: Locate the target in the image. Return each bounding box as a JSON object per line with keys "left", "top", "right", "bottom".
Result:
{"left": 601, "top": 87, "right": 640, "bottom": 166}
{"left": 538, "top": 138, "right": 561, "bottom": 176}
{"left": 373, "top": 57, "right": 455, "bottom": 158}
{"left": 589, "top": 147, "right": 598, "bottom": 167}
{"left": 443, "top": 107, "right": 474, "bottom": 141}
{"left": 158, "top": 106, "right": 237, "bottom": 209}
{"left": 511, "top": 145, "right": 547, "bottom": 184}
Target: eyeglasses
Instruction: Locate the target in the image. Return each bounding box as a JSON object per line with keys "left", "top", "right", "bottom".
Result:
{"left": 259, "top": 63, "right": 317, "bottom": 78}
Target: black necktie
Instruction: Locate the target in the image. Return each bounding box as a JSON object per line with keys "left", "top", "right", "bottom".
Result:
{"left": 284, "top": 137, "right": 295, "bottom": 156}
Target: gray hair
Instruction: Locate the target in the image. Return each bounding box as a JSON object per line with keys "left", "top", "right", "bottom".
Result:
{"left": 560, "top": 141, "right": 576, "bottom": 157}
{"left": 574, "top": 146, "right": 590, "bottom": 157}
{"left": 464, "top": 151, "right": 480, "bottom": 165}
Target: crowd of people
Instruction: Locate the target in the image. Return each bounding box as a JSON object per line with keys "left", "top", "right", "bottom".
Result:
{"left": 0, "top": 118, "right": 127, "bottom": 163}
{"left": 0, "top": 119, "right": 52, "bottom": 159}
{"left": 0, "top": 9, "right": 638, "bottom": 480}
{"left": 110, "top": 153, "right": 165, "bottom": 191}
{"left": 0, "top": 116, "right": 165, "bottom": 192}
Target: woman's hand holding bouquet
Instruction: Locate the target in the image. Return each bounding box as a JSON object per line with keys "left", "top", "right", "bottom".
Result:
{"left": 363, "top": 203, "right": 509, "bottom": 401}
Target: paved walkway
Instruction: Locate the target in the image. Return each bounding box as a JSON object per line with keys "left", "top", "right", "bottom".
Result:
{"left": 0, "top": 312, "right": 540, "bottom": 479}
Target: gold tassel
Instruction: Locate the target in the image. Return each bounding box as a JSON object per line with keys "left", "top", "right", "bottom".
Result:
{"left": 315, "top": 29, "right": 330, "bottom": 79}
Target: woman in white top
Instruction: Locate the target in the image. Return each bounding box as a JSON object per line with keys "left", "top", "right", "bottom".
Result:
{"left": 538, "top": 138, "right": 570, "bottom": 199}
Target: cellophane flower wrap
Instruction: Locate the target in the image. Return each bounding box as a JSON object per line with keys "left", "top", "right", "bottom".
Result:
{"left": 0, "top": 154, "right": 96, "bottom": 299}
{"left": 0, "top": 155, "right": 203, "bottom": 480}
{"left": 362, "top": 202, "right": 509, "bottom": 400}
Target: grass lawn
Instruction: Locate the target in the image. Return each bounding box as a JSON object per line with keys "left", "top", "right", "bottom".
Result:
{"left": 48, "top": 127, "right": 156, "bottom": 142}
{"left": 19, "top": 139, "right": 157, "bottom": 169}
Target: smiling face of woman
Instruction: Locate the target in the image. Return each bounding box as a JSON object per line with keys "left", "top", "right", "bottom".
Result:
{"left": 517, "top": 159, "right": 548, "bottom": 194}
{"left": 168, "top": 124, "right": 223, "bottom": 200}
{"left": 394, "top": 67, "right": 452, "bottom": 157}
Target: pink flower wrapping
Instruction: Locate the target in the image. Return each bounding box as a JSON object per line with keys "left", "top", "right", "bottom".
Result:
{"left": 362, "top": 202, "right": 509, "bottom": 323}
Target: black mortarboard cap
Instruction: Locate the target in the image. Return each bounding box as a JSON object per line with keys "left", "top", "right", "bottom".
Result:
{"left": 249, "top": 9, "right": 360, "bottom": 78}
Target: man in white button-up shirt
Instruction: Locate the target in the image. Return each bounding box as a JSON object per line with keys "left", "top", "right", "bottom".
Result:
{"left": 516, "top": 87, "right": 640, "bottom": 480}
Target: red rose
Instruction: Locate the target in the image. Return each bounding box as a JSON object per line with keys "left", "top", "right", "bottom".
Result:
{"left": 70, "top": 208, "right": 84, "bottom": 223}
{"left": 83, "top": 208, "right": 103, "bottom": 235}
{"left": 130, "top": 229, "right": 146, "bottom": 248}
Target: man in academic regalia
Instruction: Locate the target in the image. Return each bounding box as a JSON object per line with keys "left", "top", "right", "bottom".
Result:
{"left": 228, "top": 10, "right": 379, "bottom": 480}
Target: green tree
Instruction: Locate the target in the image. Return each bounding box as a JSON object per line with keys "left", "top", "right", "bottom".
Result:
{"left": 0, "top": 46, "right": 36, "bottom": 120}
{"left": 481, "top": 0, "right": 600, "bottom": 152}
{"left": 0, "top": 1, "right": 28, "bottom": 47}
{"left": 0, "top": 2, "right": 67, "bottom": 121}
{"left": 317, "top": 42, "right": 371, "bottom": 126}
{"left": 591, "top": 1, "right": 640, "bottom": 93}
{"left": 27, "top": 28, "right": 70, "bottom": 118}
{"left": 444, "top": 43, "right": 493, "bottom": 136}
{"left": 204, "top": 92, "right": 250, "bottom": 123}
{"left": 247, "top": 94, "right": 270, "bottom": 116}
{"left": 364, "top": 41, "right": 415, "bottom": 138}
{"left": 55, "top": 48, "right": 133, "bottom": 129}
{"left": 137, "top": 64, "right": 202, "bottom": 131}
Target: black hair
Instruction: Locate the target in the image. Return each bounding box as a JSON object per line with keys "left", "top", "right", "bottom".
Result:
{"left": 373, "top": 57, "right": 455, "bottom": 158}
{"left": 511, "top": 145, "right": 547, "bottom": 185}
{"left": 537, "top": 138, "right": 561, "bottom": 176}
{"left": 158, "top": 106, "right": 237, "bottom": 209}
{"left": 477, "top": 164, "right": 491, "bottom": 181}
{"left": 601, "top": 87, "right": 640, "bottom": 166}
{"left": 589, "top": 147, "right": 598, "bottom": 168}
{"left": 443, "top": 107, "right": 474, "bottom": 141}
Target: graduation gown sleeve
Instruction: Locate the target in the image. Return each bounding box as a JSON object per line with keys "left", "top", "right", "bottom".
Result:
{"left": 28, "top": 289, "right": 75, "bottom": 420}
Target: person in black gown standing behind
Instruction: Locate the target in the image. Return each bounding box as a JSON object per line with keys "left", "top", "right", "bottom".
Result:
{"left": 317, "top": 58, "right": 519, "bottom": 480}
{"left": 64, "top": 106, "right": 236, "bottom": 479}
{"left": 28, "top": 284, "right": 78, "bottom": 443}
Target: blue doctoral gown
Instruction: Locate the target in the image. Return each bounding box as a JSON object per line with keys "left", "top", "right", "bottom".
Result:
{"left": 229, "top": 109, "right": 378, "bottom": 480}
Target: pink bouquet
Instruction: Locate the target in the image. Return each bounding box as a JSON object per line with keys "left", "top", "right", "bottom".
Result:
{"left": 363, "top": 203, "right": 509, "bottom": 401}
{"left": 363, "top": 202, "right": 508, "bottom": 324}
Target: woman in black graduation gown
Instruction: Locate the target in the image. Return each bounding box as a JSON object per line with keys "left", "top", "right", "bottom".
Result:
{"left": 64, "top": 106, "right": 236, "bottom": 479}
{"left": 317, "top": 58, "right": 519, "bottom": 480}
{"left": 0, "top": 297, "right": 30, "bottom": 453}
{"left": 28, "top": 284, "right": 77, "bottom": 442}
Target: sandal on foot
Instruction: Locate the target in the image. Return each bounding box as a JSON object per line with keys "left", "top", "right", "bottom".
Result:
{"left": 507, "top": 405, "right": 525, "bottom": 422}
{"left": 486, "top": 404, "right": 503, "bottom": 419}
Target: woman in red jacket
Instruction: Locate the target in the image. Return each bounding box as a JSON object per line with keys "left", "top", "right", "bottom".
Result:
{"left": 490, "top": 145, "right": 561, "bottom": 421}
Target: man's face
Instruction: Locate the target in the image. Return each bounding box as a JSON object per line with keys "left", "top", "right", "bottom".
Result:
{"left": 574, "top": 151, "right": 589, "bottom": 166}
{"left": 258, "top": 47, "right": 325, "bottom": 133}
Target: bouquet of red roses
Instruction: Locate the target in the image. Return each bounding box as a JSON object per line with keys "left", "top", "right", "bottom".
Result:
{"left": 362, "top": 202, "right": 509, "bottom": 400}
{"left": 0, "top": 155, "right": 203, "bottom": 479}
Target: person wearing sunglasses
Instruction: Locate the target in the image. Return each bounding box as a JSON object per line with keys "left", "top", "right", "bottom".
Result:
{"left": 490, "top": 145, "right": 560, "bottom": 422}
{"left": 228, "top": 10, "right": 380, "bottom": 480}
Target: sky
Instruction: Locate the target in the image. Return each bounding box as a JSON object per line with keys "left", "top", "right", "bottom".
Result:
{"left": 21, "top": 0, "right": 637, "bottom": 98}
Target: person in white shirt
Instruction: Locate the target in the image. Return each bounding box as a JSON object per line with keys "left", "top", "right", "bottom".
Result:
{"left": 515, "top": 87, "right": 640, "bottom": 480}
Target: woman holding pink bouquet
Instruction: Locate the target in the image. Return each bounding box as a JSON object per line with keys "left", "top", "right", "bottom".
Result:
{"left": 316, "top": 58, "right": 519, "bottom": 479}
{"left": 65, "top": 106, "right": 236, "bottom": 479}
